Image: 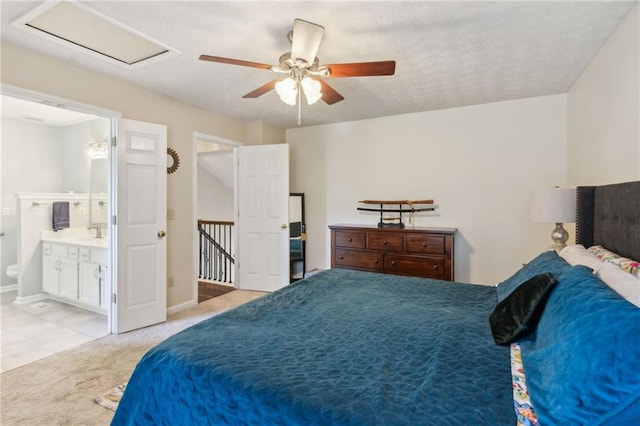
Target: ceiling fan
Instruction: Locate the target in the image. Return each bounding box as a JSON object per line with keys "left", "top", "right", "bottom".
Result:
{"left": 199, "top": 19, "right": 395, "bottom": 122}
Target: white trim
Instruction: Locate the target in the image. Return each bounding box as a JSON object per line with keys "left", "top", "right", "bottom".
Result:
{"left": 192, "top": 132, "right": 243, "bottom": 306}
{"left": 1, "top": 84, "right": 122, "bottom": 119}
{"left": 14, "top": 293, "right": 48, "bottom": 304}
{"left": 166, "top": 299, "right": 197, "bottom": 316}
{"left": 193, "top": 132, "right": 243, "bottom": 148}
{"left": 0, "top": 284, "right": 19, "bottom": 293}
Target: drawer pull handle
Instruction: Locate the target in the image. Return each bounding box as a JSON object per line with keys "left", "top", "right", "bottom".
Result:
{"left": 374, "top": 259, "right": 379, "bottom": 264}
{"left": 422, "top": 243, "right": 427, "bottom": 248}
{"left": 391, "top": 261, "right": 396, "bottom": 266}
{"left": 348, "top": 238, "right": 352, "bottom": 242}
{"left": 433, "top": 265, "right": 438, "bottom": 270}
{"left": 338, "top": 256, "right": 344, "bottom": 260}
{"left": 383, "top": 240, "right": 388, "bottom": 245}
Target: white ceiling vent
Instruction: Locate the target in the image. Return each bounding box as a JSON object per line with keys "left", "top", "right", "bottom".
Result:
{"left": 12, "top": 1, "right": 179, "bottom": 68}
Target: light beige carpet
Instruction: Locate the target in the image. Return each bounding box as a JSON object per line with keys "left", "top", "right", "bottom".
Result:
{"left": 0, "top": 290, "right": 266, "bottom": 426}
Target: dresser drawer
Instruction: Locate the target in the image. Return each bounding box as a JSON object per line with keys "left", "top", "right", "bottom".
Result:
{"left": 405, "top": 235, "right": 445, "bottom": 255}
{"left": 367, "top": 233, "right": 403, "bottom": 252}
{"left": 385, "top": 254, "right": 445, "bottom": 279}
{"left": 334, "top": 249, "right": 384, "bottom": 272}
{"left": 335, "top": 231, "right": 366, "bottom": 249}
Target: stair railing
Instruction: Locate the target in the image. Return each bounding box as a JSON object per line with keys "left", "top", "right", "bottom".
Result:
{"left": 198, "top": 220, "right": 235, "bottom": 284}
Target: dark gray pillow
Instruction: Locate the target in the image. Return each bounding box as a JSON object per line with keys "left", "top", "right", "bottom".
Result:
{"left": 489, "top": 273, "right": 557, "bottom": 345}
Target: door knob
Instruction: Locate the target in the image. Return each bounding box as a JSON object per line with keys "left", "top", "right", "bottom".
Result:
{"left": 281, "top": 224, "right": 288, "bottom": 229}
{"left": 158, "top": 230, "right": 166, "bottom": 238}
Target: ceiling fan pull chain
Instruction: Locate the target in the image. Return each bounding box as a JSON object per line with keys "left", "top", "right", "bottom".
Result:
{"left": 297, "top": 87, "right": 302, "bottom": 125}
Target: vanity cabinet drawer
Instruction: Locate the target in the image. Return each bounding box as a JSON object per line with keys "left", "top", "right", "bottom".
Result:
{"left": 385, "top": 254, "right": 445, "bottom": 279}
{"left": 51, "top": 243, "right": 68, "bottom": 257}
{"left": 405, "top": 235, "right": 445, "bottom": 254}
{"left": 367, "top": 233, "right": 403, "bottom": 252}
{"left": 334, "top": 248, "right": 384, "bottom": 272}
{"left": 334, "top": 231, "right": 366, "bottom": 249}
{"left": 80, "top": 248, "right": 91, "bottom": 262}
{"left": 90, "top": 249, "right": 108, "bottom": 264}
{"left": 68, "top": 247, "right": 79, "bottom": 260}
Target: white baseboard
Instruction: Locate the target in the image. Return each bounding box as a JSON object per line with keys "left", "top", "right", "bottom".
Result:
{"left": 0, "top": 284, "right": 18, "bottom": 293}
{"left": 166, "top": 298, "right": 197, "bottom": 315}
{"left": 14, "top": 293, "right": 48, "bottom": 304}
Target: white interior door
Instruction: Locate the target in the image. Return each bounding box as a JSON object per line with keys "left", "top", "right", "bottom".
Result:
{"left": 114, "top": 118, "right": 167, "bottom": 333}
{"left": 236, "top": 144, "right": 289, "bottom": 292}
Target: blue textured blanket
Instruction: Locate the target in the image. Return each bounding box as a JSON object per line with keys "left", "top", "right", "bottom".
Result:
{"left": 113, "top": 269, "right": 514, "bottom": 425}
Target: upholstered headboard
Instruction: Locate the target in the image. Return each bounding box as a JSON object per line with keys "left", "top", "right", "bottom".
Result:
{"left": 576, "top": 181, "right": 640, "bottom": 261}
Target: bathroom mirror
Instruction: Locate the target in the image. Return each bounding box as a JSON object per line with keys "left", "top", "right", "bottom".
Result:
{"left": 89, "top": 158, "right": 109, "bottom": 227}
{"left": 289, "top": 193, "right": 305, "bottom": 282}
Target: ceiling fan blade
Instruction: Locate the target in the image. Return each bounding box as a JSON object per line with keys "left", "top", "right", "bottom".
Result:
{"left": 325, "top": 61, "right": 396, "bottom": 77}
{"left": 242, "top": 80, "right": 278, "bottom": 98}
{"left": 291, "top": 19, "right": 324, "bottom": 66}
{"left": 319, "top": 80, "right": 344, "bottom": 105}
{"left": 199, "top": 55, "right": 273, "bottom": 70}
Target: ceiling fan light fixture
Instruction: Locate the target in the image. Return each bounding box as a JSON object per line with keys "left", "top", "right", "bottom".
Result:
{"left": 275, "top": 77, "right": 298, "bottom": 105}
{"left": 301, "top": 77, "right": 322, "bottom": 105}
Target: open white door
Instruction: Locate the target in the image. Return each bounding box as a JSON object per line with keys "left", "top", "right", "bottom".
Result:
{"left": 113, "top": 119, "right": 167, "bottom": 333}
{"left": 236, "top": 144, "right": 289, "bottom": 292}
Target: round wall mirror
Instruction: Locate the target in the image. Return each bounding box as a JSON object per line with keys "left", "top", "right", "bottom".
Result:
{"left": 167, "top": 147, "right": 180, "bottom": 174}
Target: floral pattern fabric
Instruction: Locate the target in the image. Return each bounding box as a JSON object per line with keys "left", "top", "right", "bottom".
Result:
{"left": 587, "top": 245, "right": 640, "bottom": 278}
{"left": 511, "top": 343, "right": 539, "bottom": 426}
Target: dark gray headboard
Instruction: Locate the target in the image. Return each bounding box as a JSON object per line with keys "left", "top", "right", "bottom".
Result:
{"left": 576, "top": 181, "right": 640, "bottom": 261}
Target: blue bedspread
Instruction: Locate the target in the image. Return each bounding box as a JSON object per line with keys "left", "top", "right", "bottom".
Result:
{"left": 113, "top": 269, "right": 514, "bottom": 425}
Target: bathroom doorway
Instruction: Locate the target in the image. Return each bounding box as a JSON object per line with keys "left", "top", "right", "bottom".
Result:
{"left": 0, "top": 93, "right": 113, "bottom": 371}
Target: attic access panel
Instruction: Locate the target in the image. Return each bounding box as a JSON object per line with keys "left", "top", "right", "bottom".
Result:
{"left": 12, "top": 1, "right": 179, "bottom": 68}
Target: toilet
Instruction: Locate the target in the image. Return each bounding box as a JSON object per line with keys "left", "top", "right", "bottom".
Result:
{"left": 6, "top": 264, "right": 18, "bottom": 279}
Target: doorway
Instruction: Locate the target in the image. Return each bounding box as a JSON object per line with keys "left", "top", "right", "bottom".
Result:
{"left": 0, "top": 92, "right": 113, "bottom": 371}
{"left": 192, "top": 135, "right": 291, "bottom": 297}
{"left": 192, "top": 132, "right": 241, "bottom": 303}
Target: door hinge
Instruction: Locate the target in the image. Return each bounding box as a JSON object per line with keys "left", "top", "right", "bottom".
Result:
{"left": 112, "top": 293, "right": 117, "bottom": 304}
{"left": 111, "top": 136, "right": 117, "bottom": 147}
{"left": 112, "top": 215, "right": 117, "bottom": 225}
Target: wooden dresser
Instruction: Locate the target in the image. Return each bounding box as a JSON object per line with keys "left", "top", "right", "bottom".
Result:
{"left": 329, "top": 224, "right": 455, "bottom": 281}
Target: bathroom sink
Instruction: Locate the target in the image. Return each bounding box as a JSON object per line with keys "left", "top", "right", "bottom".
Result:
{"left": 67, "top": 235, "right": 108, "bottom": 248}
{"left": 41, "top": 228, "right": 108, "bottom": 248}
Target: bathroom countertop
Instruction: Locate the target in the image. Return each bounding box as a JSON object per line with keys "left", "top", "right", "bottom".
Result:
{"left": 42, "top": 228, "right": 108, "bottom": 249}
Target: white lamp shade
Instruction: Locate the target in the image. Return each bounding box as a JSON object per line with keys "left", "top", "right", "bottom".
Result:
{"left": 301, "top": 77, "right": 322, "bottom": 105}
{"left": 530, "top": 188, "right": 576, "bottom": 223}
{"left": 275, "top": 77, "right": 297, "bottom": 105}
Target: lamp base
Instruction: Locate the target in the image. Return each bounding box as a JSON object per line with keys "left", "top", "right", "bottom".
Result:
{"left": 550, "top": 222, "right": 569, "bottom": 251}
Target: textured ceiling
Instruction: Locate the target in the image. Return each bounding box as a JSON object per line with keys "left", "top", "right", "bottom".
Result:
{"left": 1, "top": 1, "right": 636, "bottom": 129}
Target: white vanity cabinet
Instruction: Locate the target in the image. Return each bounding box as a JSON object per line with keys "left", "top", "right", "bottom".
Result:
{"left": 78, "top": 248, "right": 109, "bottom": 310}
{"left": 42, "top": 242, "right": 108, "bottom": 313}
{"left": 42, "top": 243, "right": 79, "bottom": 299}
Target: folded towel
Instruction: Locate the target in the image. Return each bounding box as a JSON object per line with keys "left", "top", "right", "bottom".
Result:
{"left": 52, "top": 201, "right": 70, "bottom": 231}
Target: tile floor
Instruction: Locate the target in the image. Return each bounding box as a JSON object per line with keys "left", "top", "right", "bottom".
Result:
{"left": 0, "top": 290, "right": 109, "bottom": 372}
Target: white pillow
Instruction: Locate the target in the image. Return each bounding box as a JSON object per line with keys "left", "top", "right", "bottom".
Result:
{"left": 596, "top": 261, "right": 640, "bottom": 307}
{"left": 559, "top": 244, "right": 604, "bottom": 273}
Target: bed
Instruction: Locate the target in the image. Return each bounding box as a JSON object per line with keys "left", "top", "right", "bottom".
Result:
{"left": 112, "top": 181, "right": 640, "bottom": 426}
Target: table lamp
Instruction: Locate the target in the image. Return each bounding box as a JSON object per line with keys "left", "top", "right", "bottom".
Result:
{"left": 530, "top": 187, "right": 576, "bottom": 251}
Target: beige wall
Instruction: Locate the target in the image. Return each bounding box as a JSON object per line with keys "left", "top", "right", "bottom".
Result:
{"left": 288, "top": 94, "right": 568, "bottom": 285}
{"left": 1, "top": 41, "right": 285, "bottom": 309}
{"left": 290, "top": 5, "right": 640, "bottom": 286}
{"left": 567, "top": 5, "right": 640, "bottom": 186}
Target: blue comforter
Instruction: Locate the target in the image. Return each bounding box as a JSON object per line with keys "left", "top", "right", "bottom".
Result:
{"left": 112, "top": 269, "right": 514, "bottom": 425}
